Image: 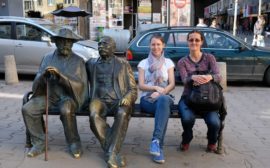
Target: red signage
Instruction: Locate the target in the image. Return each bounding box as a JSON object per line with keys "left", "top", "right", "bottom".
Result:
{"left": 174, "top": 0, "right": 186, "bottom": 9}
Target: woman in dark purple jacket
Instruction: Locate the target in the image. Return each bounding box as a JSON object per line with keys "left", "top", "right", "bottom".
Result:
{"left": 177, "top": 30, "right": 222, "bottom": 152}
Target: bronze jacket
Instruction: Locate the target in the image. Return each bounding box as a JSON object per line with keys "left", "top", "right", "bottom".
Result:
{"left": 32, "top": 51, "right": 89, "bottom": 111}
{"left": 86, "top": 56, "right": 137, "bottom": 105}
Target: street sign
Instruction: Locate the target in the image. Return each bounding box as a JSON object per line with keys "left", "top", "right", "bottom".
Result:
{"left": 174, "top": 0, "right": 186, "bottom": 9}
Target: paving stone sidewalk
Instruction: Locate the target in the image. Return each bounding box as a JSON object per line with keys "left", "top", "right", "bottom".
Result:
{"left": 0, "top": 80, "right": 270, "bottom": 168}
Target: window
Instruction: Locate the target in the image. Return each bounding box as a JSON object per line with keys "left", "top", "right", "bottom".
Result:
{"left": 24, "top": 1, "right": 32, "bottom": 10}
{"left": 203, "top": 32, "right": 239, "bottom": 49}
{"left": 38, "top": 0, "right": 43, "bottom": 6}
{"left": 16, "top": 23, "right": 50, "bottom": 42}
{"left": 48, "top": 0, "right": 55, "bottom": 6}
{"left": 166, "top": 33, "right": 175, "bottom": 47}
{"left": 0, "top": 23, "right": 12, "bottom": 39}
{"left": 138, "top": 32, "right": 165, "bottom": 46}
{"left": 64, "top": 0, "right": 75, "bottom": 4}
{"left": 172, "top": 32, "right": 188, "bottom": 47}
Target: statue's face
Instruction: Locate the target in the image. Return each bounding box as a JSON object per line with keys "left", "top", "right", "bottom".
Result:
{"left": 55, "top": 38, "right": 74, "bottom": 56}
{"left": 98, "top": 37, "right": 116, "bottom": 59}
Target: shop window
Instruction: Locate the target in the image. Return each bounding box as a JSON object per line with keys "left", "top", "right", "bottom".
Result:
{"left": 38, "top": 0, "right": 43, "bottom": 6}
{"left": 64, "top": 0, "right": 75, "bottom": 4}
{"left": 48, "top": 0, "right": 55, "bottom": 6}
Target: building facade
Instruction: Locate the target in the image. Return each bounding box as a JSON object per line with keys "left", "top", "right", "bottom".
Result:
{"left": 0, "top": 0, "right": 23, "bottom": 16}
{"left": 204, "top": 0, "right": 270, "bottom": 32}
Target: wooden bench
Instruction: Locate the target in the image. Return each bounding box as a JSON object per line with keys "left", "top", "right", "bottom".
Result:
{"left": 23, "top": 91, "right": 226, "bottom": 154}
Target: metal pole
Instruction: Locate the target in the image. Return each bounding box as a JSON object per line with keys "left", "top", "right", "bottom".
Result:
{"left": 258, "top": 0, "right": 262, "bottom": 16}
{"left": 45, "top": 79, "right": 49, "bottom": 161}
{"left": 167, "top": 0, "right": 170, "bottom": 27}
{"left": 233, "top": 0, "right": 238, "bottom": 36}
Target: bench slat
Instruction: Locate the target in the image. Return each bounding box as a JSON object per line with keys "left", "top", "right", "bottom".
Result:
{"left": 45, "top": 104, "right": 204, "bottom": 119}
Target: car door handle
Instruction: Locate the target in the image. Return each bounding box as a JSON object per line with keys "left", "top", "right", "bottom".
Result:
{"left": 15, "top": 43, "right": 23, "bottom": 47}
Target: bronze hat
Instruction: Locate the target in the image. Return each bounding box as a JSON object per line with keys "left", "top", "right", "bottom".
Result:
{"left": 51, "top": 28, "right": 82, "bottom": 42}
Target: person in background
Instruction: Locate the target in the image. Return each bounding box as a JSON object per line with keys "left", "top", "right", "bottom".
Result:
{"left": 196, "top": 18, "right": 207, "bottom": 27}
{"left": 210, "top": 18, "right": 219, "bottom": 28}
{"left": 177, "top": 30, "right": 221, "bottom": 153}
{"left": 252, "top": 15, "right": 266, "bottom": 46}
{"left": 138, "top": 34, "right": 175, "bottom": 164}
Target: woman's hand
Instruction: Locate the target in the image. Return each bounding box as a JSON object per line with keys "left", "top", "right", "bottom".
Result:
{"left": 192, "top": 75, "right": 212, "bottom": 85}
{"left": 150, "top": 92, "right": 161, "bottom": 99}
{"left": 154, "top": 86, "right": 166, "bottom": 94}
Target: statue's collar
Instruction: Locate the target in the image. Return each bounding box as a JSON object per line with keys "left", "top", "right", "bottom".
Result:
{"left": 98, "top": 56, "right": 113, "bottom": 64}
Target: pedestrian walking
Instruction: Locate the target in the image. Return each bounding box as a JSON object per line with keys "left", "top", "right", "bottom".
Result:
{"left": 252, "top": 15, "right": 266, "bottom": 47}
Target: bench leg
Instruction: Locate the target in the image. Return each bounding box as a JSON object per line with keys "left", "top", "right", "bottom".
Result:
{"left": 216, "top": 120, "right": 225, "bottom": 154}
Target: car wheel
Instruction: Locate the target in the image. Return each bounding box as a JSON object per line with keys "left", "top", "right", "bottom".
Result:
{"left": 264, "top": 68, "right": 270, "bottom": 86}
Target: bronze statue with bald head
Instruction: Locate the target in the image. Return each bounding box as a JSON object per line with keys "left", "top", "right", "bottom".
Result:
{"left": 86, "top": 36, "right": 137, "bottom": 168}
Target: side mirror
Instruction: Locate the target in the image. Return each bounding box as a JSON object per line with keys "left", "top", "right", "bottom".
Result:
{"left": 41, "top": 36, "right": 52, "bottom": 46}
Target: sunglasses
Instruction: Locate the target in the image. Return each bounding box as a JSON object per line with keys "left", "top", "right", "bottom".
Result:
{"left": 188, "top": 38, "right": 201, "bottom": 42}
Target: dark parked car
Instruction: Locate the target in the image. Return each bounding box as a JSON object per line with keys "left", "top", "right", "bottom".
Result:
{"left": 126, "top": 26, "right": 270, "bottom": 85}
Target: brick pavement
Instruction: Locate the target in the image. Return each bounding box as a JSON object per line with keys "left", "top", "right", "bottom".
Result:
{"left": 0, "top": 80, "right": 270, "bottom": 168}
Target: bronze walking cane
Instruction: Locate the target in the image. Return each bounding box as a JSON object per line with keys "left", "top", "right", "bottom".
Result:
{"left": 45, "top": 78, "right": 49, "bottom": 161}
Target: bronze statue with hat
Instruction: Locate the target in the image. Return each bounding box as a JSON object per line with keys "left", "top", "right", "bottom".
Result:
{"left": 22, "top": 28, "right": 88, "bottom": 159}
{"left": 86, "top": 36, "right": 137, "bottom": 168}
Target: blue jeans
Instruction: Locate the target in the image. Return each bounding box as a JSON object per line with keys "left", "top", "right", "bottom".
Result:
{"left": 140, "top": 95, "right": 173, "bottom": 148}
{"left": 178, "top": 98, "right": 220, "bottom": 144}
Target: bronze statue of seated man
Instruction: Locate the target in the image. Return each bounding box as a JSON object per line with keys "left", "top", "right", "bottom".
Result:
{"left": 86, "top": 36, "right": 137, "bottom": 168}
{"left": 22, "top": 28, "right": 88, "bottom": 159}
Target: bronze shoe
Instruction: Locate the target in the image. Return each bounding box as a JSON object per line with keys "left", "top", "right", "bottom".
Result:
{"left": 27, "top": 146, "right": 45, "bottom": 157}
{"left": 107, "top": 153, "right": 119, "bottom": 168}
{"left": 116, "top": 154, "right": 126, "bottom": 167}
{"left": 69, "top": 143, "right": 82, "bottom": 159}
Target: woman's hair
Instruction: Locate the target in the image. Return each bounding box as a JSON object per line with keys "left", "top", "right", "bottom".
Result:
{"left": 258, "top": 15, "right": 265, "bottom": 25}
{"left": 150, "top": 33, "right": 165, "bottom": 44}
{"left": 186, "top": 30, "right": 204, "bottom": 42}
{"left": 211, "top": 18, "right": 217, "bottom": 23}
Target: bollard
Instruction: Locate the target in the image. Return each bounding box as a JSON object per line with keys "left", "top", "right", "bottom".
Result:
{"left": 217, "top": 62, "right": 227, "bottom": 91}
{"left": 4, "top": 55, "right": 19, "bottom": 85}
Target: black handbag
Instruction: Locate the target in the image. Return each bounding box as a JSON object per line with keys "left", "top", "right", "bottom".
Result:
{"left": 186, "top": 81, "right": 223, "bottom": 112}
{"left": 185, "top": 55, "right": 223, "bottom": 112}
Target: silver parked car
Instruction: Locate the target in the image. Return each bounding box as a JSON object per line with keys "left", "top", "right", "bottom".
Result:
{"left": 0, "top": 16, "right": 99, "bottom": 74}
